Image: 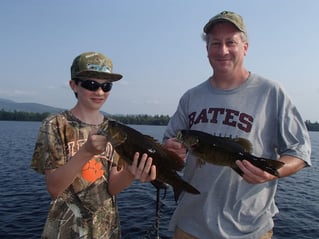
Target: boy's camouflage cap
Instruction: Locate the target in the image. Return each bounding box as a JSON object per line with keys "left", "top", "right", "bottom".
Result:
{"left": 203, "top": 11, "right": 247, "bottom": 35}
{"left": 71, "top": 52, "right": 123, "bottom": 82}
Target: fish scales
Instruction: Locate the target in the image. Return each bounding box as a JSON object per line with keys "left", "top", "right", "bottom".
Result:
{"left": 98, "top": 120, "right": 200, "bottom": 200}
{"left": 176, "top": 130, "right": 285, "bottom": 177}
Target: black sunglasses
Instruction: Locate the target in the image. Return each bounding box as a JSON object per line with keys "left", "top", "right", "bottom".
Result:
{"left": 75, "top": 79, "right": 112, "bottom": 92}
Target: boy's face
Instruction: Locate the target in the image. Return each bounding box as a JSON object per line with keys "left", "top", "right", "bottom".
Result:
{"left": 70, "top": 78, "right": 111, "bottom": 110}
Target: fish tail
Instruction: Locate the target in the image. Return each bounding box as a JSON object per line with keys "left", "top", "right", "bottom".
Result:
{"left": 245, "top": 155, "right": 285, "bottom": 177}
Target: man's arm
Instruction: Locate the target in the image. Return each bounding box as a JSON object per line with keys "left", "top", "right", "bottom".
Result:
{"left": 236, "top": 155, "right": 306, "bottom": 184}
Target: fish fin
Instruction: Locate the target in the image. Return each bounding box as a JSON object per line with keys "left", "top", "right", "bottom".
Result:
{"left": 173, "top": 181, "right": 200, "bottom": 202}
{"left": 182, "top": 180, "right": 200, "bottom": 194}
{"left": 144, "top": 135, "right": 160, "bottom": 143}
{"left": 234, "top": 138, "right": 253, "bottom": 153}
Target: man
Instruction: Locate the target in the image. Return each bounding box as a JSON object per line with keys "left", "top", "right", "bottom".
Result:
{"left": 163, "top": 11, "right": 311, "bottom": 239}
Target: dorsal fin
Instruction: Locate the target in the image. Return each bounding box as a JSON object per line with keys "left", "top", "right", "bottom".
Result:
{"left": 143, "top": 134, "right": 159, "bottom": 143}
{"left": 233, "top": 137, "right": 253, "bottom": 153}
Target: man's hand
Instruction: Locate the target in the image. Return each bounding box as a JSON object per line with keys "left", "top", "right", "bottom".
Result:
{"left": 236, "top": 155, "right": 306, "bottom": 184}
{"left": 163, "top": 137, "right": 187, "bottom": 161}
{"left": 236, "top": 160, "right": 277, "bottom": 184}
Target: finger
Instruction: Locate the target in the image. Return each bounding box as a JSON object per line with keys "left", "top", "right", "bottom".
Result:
{"left": 242, "top": 160, "right": 273, "bottom": 182}
{"left": 149, "top": 165, "right": 156, "bottom": 181}
{"left": 140, "top": 157, "right": 156, "bottom": 182}
{"left": 137, "top": 153, "right": 147, "bottom": 171}
{"left": 139, "top": 157, "right": 153, "bottom": 182}
{"left": 143, "top": 157, "right": 153, "bottom": 174}
{"left": 236, "top": 160, "right": 263, "bottom": 184}
{"left": 176, "top": 149, "right": 187, "bottom": 160}
{"left": 127, "top": 152, "right": 139, "bottom": 177}
{"left": 235, "top": 160, "right": 245, "bottom": 172}
{"left": 132, "top": 152, "right": 139, "bottom": 169}
{"left": 133, "top": 153, "right": 146, "bottom": 179}
{"left": 237, "top": 160, "right": 259, "bottom": 175}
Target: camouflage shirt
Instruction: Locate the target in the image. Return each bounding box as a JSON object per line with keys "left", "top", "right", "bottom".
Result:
{"left": 31, "top": 110, "right": 121, "bottom": 239}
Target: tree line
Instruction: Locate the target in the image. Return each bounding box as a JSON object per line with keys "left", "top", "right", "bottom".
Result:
{"left": 0, "top": 109, "right": 318, "bottom": 130}
{"left": 109, "top": 114, "right": 170, "bottom": 125}
{"left": 0, "top": 109, "right": 51, "bottom": 121}
{"left": 305, "top": 120, "right": 319, "bottom": 131}
{"left": 0, "top": 109, "right": 170, "bottom": 125}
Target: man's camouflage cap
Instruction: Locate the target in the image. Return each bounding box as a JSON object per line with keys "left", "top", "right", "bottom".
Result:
{"left": 71, "top": 52, "right": 123, "bottom": 82}
{"left": 203, "top": 11, "right": 247, "bottom": 35}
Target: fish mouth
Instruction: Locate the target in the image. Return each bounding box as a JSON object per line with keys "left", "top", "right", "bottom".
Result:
{"left": 97, "top": 120, "right": 127, "bottom": 146}
{"left": 107, "top": 129, "right": 127, "bottom": 146}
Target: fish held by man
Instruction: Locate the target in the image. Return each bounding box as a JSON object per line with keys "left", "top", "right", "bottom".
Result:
{"left": 98, "top": 120, "right": 200, "bottom": 200}
{"left": 176, "top": 130, "right": 285, "bottom": 177}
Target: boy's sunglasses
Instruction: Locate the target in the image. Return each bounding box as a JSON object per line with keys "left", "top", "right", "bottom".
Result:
{"left": 75, "top": 79, "right": 112, "bottom": 92}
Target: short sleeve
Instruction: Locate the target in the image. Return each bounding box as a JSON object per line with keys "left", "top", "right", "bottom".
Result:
{"left": 31, "top": 114, "right": 68, "bottom": 174}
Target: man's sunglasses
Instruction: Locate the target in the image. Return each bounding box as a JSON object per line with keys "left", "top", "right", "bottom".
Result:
{"left": 75, "top": 79, "right": 112, "bottom": 92}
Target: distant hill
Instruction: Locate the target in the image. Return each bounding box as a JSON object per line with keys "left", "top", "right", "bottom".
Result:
{"left": 0, "top": 98, "right": 65, "bottom": 113}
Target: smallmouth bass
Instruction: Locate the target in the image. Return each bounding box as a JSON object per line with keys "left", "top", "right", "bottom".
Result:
{"left": 176, "top": 130, "right": 284, "bottom": 177}
{"left": 98, "top": 120, "right": 200, "bottom": 200}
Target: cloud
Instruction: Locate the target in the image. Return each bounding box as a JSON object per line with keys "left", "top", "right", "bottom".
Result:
{"left": 145, "top": 99, "right": 160, "bottom": 105}
{"left": 45, "top": 82, "right": 70, "bottom": 89}
{"left": 0, "top": 89, "right": 36, "bottom": 97}
{"left": 117, "top": 80, "right": 129, "bottom": 86}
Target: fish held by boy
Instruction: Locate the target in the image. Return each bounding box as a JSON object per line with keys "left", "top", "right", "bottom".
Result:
{"left": 176, "top": 130, "right": 285, "bottom": 177}
{"left": 98, "top": 120, "right": 200, "bottom": 200}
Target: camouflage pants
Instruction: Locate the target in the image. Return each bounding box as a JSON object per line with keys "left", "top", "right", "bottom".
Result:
{"left": 172, "top": 227, "right": 273, "bottom": 239}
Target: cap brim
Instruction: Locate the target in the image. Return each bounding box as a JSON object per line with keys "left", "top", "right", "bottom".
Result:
{"left": 75, "top": 71, "right": 123, "bottom": 82}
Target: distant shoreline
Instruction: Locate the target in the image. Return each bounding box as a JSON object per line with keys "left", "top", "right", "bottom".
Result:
{"left": 0, "top": 110, "right": 170, "bottom": 126}
{"left": 0, "top": 110, "right": 318, "bottom": 131}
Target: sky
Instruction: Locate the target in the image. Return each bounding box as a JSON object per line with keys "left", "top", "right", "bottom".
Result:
{"left": 1, "top": 0, "right": 318, "bottom": 121}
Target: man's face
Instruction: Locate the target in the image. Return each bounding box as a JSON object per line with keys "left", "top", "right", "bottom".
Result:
{"left": 206, "top": 22, "right": 248, "bottom": 75}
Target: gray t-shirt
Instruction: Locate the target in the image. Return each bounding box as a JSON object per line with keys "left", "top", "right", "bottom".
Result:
{"left": 164, "top": 73, "right": 311, "bottom": 239}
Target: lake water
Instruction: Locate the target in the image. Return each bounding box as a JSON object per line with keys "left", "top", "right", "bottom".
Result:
{"left": 0, "top": 121, "right": 318, "bottom": 239}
